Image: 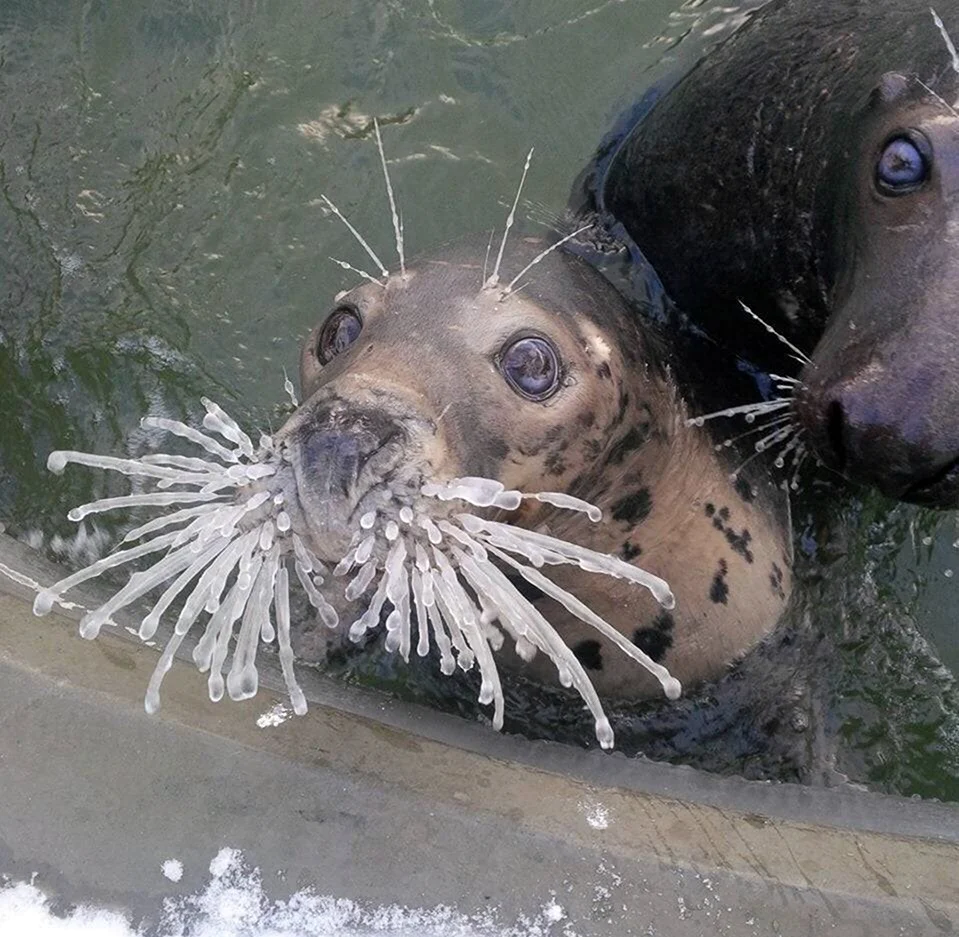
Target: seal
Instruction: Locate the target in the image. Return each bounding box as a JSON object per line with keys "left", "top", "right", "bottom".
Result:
{"left": 280, "top": 234, "right": 792, "bottom": 699}
{"left": 30, "top": 137, "right": 790, "bottom": 749}
{"left": 585, "top": 0, "right": 959, "bottom": 507}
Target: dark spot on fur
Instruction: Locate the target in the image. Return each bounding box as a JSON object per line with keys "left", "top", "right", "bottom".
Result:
{"left": 573, "top": 639, "right": 603, "bottom": 670}
{"left": 596, "top": 362, "right": 612, "bottom": 380}
{"left": 734, "top": 475, "right": 755, "bottom": 502}
{"left": 632, "top": 612, "right": 675, "bottom": 662}
{"left": 607, "top": 426, "right": 649, "bottom": 465}
{"left": 611, "top": 488, "right": 652, "bottom": 524}
{"left": 710, "top": 558, "right": 729, "bottom": 605}
{"left": 710, "top": 507, "right": 754, "bottom": 563}
{"left": 481, "top": 436, "right": 509, "bottom": 463}
{"left": 704, "top": 502, "right": 715, "bottom": 517}
{"left": 620, "top": 540, "right": 642, "bottom": 560}
{"left": 543, "top": 425, "right": 564, "bottom": 445}
{"left": 724, "top": 526, "right": 754, "bottom": 563}
{"left": 583, "top": 438, "right": 603, "bottom": 459}
{"left": 769, "top": 562, "right": 786, "bottom": 600}
{"left": 578, "top": 411, "right": 595, "bottom": 428}
{"left": 544, "top": 450, "right": 567, "bottom": 476}
{"left": 610, "top": 386, "right": 630, "bottom": 427}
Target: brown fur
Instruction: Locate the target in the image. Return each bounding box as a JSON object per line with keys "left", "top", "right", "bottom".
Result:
{"left": 281, "top": 236, "right": 792, "bottom": 698}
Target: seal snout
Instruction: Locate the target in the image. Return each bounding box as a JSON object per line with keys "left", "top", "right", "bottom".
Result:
{"left": 797, "top": 362, "right": 959, "bottom": 506}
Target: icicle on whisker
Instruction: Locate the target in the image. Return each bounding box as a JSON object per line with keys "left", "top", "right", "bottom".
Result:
{"left": 499, "top": 224, "right": 593, "bottom": 300}
{"left": 319, "top": 195, "right": 389, "bottom": 280}
{"left": 488, "top": 544, "right": 682, "bottom": 700}
{"left": 484, "top": 147, "right": 533, "bottom": 290}
{"left": 373, "top": 118, "right": 405, "bottom": 277}
{"left": 458, "top": 514, "right": 675, "bottom": 609}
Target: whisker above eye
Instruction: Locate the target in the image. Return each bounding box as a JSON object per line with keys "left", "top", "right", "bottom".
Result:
{"left": 484, "top": 147, "right": 534, "bottom": 290}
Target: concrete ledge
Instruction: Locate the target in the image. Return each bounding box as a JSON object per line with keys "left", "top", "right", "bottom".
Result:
{"left": 1, "top": 532, "right": 957, "bottom": 935}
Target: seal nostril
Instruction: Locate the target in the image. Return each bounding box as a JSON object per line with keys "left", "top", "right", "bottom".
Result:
{"left": 826, "top": 400, "right": 847, "bottom": 470}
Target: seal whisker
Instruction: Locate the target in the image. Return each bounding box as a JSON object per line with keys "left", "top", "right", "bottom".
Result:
{"left": 329, "top": 257, "right": 388, "bottom": 290}
{"left": 485, "top": 147, "right": 534, "bottom": 290}
{"left": 715, "top": 413, "right": 794, "bottom": 450}
{"left": 688, "top": 397, "right": 792, "bottom": 426}
{"left": 373, "top": 118, "right": 405, "bottom": 277}
{"left": 320, "top": 195, "right": 389, "bottom": 281}
{"left": 31, "top": 399, "right": 689, "bottom": 750}
{"left": 931, "top": 7, "right": 959, "bottom": 75}
{"left": 914, "top": 76, "right": 959, "bottom": 117}
{"left": 738, "top": 300, "right": 812, "bottom": 365}
{"left": 482, "top": 228, "right": 495, "bottom": 288}
{"left": 498, "top": 224, "right": 593, "bottom": 300}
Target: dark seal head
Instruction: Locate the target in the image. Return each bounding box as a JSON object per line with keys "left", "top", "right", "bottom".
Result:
{"left": 275, "top": 236, "right": 792, "bottom": 696}
{"left": 593, "top": 0, "right": 959, "bottom": 506}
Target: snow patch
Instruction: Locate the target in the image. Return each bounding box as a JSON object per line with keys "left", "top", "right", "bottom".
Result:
{"left": 162, "top": 859, "right": 184, "bottom": 883}
{"left": 0, "top": 849, "right": 581, "bottom": 936}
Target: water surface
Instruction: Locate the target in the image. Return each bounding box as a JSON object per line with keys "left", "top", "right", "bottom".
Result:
{"left": 1, "top": 0, "right": 957, "bottom": 800}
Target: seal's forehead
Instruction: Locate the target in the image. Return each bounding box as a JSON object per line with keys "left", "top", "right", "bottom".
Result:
{"left": 336, "top": 237, "right": 638, "bottom": 348}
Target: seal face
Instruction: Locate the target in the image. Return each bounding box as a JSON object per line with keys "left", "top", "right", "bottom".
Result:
{"left": 279, "top": 236, "right": 792, "bottom": 697}
{"left": 592, "top": 0, "right": 959, "bottom": 506}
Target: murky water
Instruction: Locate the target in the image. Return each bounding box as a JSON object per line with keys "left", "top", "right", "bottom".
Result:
{"left": 2, "top": 0, "right": 957, "bottom": 800}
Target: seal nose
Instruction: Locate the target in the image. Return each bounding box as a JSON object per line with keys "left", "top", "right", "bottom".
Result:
{"left": 799, "top": 368, "right": 959, "bottom": 504}
{"left": 300, "top": 430, "right": 371, "bottom": 496}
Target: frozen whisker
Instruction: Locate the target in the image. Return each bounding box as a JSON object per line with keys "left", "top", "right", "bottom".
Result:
{"left": 484, "top": 147, "right": 534, "bottom": 290}
{"left": 932, "top": 7, "right": 959, "bottom": 74}
{"left": 282, "top": 368, "right": 299, "bottom": 408}
{"left": 738, "top": 300, "right": 812, "bottom": 366}
{"left": 32, "top": 397, "right": 680, "bottom": 749}
{"left": 687, "top": 397, "right": 792, "bottom": 427}
{"left": 329, "top": 256, "right": 387, "bottom": 289}
{"left": 715, "top": 413, "right": 793, "bottom": 451}
{"left": 141, "top": 417, "right": 239, "bottom": 463}
{"left": 373, "top": 118, "right": 405, "bottom": 277}
{"left": 498, "top": 224, "right": 593, "bottom": 300}
{"left": 320, "top": 194, "right": 389, "bottom": 280}
{"left": 201, "top": 397, "right": 255, "bottom": 458}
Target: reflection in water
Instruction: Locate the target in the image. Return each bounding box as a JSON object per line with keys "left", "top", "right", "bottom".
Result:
{"left": 1, "top": 0, "right": 957, "bottom": 800}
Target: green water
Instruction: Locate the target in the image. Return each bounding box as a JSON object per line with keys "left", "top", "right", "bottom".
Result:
{"left": 1, "top": 0, "right": 957, "bottom": 799}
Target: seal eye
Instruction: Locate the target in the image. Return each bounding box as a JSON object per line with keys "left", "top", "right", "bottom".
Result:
{"left": 499, "top": 336, "right": 560, "bottom": 401}
{"left": 876, "top": 135, "right": 928, "bottom": 193}
{"left": 317, "top": 307, "right": 362, "bottom": 364}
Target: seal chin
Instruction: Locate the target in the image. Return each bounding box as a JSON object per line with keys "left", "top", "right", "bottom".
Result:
{"left": 901, "top": 458, "right": 959, "bottom": 508}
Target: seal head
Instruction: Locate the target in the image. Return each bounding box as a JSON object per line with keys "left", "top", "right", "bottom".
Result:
{"left": 593, "top": 0, "right": 959, "bottom": 505}
{"left": 276, "top": 237, "right": 792, "bottom": 697}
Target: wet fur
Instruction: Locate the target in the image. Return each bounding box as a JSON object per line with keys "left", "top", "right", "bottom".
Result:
{"left": 282, "top": 237, "right": 792, "bottom": 698}
{"left": 589, "top": 0, "right": 959, "bottom": 505}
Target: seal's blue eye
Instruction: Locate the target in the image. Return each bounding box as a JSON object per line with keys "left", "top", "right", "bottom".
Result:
{"left": 876, "top": 136, "right": 928, "bottom": 192}
{"left": 500, "top": 336, "right": 560, "bottom": 400}
{"left": 317, "top": 307, "right": 362, "bottom": 364}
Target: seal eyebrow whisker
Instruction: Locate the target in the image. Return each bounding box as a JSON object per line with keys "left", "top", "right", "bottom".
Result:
{"left": 914, "top": 76, "right": 959, "bottom": 117}
{"left": 373, "top": 118, "right": 406, "bottom": 278}
{"left": 498, "top": 223, "right": 594, "bottom": 300}
{"left": 328, "top": 256, "right": 388, "bottom": 289}
{"left": 931, "top": 7, "right": 959, "bottom": 75}
{"left": 485, "top": 147, "right": 534, "bottom": 290}
{"left": 738, "top": 300, "right": 812, "bottom": 365}
{"left": 319, "top": 195, "right": 389, "bottom": 281}
{"left": 482, "top": 228, "right": 495, "bottom": 288}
